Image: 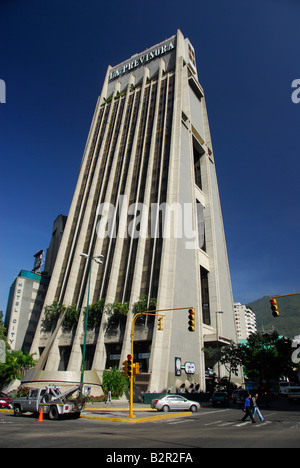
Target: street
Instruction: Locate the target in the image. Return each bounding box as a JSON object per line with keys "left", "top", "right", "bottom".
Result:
{"left": 0, "top": 400, "right": 299, "bottom": 450}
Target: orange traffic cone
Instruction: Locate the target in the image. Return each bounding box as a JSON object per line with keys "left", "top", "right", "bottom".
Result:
{"left": 37, "top": 408, "right": 43, "bottom": 422}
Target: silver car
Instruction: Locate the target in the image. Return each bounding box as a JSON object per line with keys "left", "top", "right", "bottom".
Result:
{"left": 151, "top": 395, "right": 200, "bottom": 413}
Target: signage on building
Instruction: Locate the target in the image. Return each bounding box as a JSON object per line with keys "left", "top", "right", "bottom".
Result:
{"left": 175, "top": 357, "right": 182, "bottom": 376}
{"left": 184, "top": 362, "right": 196, "bottom": 375}
{"left": 175, "top": 358, "right": 196, "bottom": 375}
{"left": 7, "top": 278, "right": 25, "bottom": 349}
{"left": 109, "top": 39, "right": 176, "bottom": 82}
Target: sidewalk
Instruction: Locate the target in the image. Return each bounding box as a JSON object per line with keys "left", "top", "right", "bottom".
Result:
{"left": 85, "top": 400, "right": 148, "bottom": 410}
{"left": 82, "top": 401, "right": 193, "bottom": 423}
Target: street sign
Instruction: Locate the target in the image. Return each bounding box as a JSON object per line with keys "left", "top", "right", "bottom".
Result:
{"left": 0, "top": 340, "right": 5, "bottom": 364}
{"left": 184, "top": 362, "right": 196, "bottom": 375}
{"left": 175, "top": 357, "right": 182, "bottom": 376}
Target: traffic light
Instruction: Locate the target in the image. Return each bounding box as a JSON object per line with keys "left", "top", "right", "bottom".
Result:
{"left": 127, "top": 354, "right": 133, "bottom": 378}
{"left": 270, "top": 298, "right": 280, "bottom": 317}
{"left": 133, "top": 362, "right": 140, "bottom": 376}
{"left": 188, "top": 308, "right": 195, "bottom": 332}
{"left": 122, "top": 359, "right": 128, "bottom": 377}
{"left": 157, "top": 316, "right": 164, "bottom": 331}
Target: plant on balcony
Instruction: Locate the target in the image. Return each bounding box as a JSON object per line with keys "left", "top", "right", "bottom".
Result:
{"left": 106, "top": 301, "right": 129, "bottom": 327}
{"left": 43, "top": 302, "right": 79, "bottom": 331}
{"left": 83, "top": 298, "right": 105, "bottom": 329}
{"left": 132, "top": 296, "right": 157, "bottom": 325}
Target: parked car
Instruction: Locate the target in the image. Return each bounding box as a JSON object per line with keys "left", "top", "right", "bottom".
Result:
{"left": 0, "top": 392, "right": 12, "bottom": 409}
{"left": 151, "top": 395, "right": 200, "bottom": 413}
{"left": 212, "top": 392, "right": 230, "bottom": 407}
{"left": 232, "top": 389, "right": 248, "bottom": 406}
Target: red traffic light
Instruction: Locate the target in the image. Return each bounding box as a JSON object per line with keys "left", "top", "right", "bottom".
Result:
{"left": 270, "top": 298, "right": 280, "bottom": 317}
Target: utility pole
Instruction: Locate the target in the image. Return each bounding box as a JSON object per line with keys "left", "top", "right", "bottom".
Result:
{"left": 127, "top": 307, "right": 195, "bottom": 419}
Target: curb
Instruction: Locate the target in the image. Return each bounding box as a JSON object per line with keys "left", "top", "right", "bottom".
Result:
{"left": 1, "top": 407, "right": 193, "bottom": 423}
{"left": 84, "top": 407, "right": 157, "bottom": 412}
{"left": 81, "top": 411, "right": 192, "bottom": 424}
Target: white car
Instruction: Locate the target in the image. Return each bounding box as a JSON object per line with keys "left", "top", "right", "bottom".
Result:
{"left": 151, "top": 395, "right": 200, "bottom": 413}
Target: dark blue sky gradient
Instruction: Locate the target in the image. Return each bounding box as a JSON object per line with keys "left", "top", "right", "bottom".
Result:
{"left": 1, "top": 0, "right": 300, "bottom": 314}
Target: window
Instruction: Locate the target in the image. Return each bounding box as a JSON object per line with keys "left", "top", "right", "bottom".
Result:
{"left": 196, "top": 201, "right": 206, "bottom": 251}
{"left": 80, "top": 344, "right": 95, "bottom": 371}
{"left": 201, "top": 267, "right": 211, "bottom": 325}
{"left": 193, "top": 138, "right": 205, "bottom": 190}
{"left": 58, "top": 346, "right": 71, "bottom": 371}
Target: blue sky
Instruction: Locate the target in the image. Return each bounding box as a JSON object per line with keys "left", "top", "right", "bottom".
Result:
{"left": 1, "top": 0, "right": 300, "bottom": 315}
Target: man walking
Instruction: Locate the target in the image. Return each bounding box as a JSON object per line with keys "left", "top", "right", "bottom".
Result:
{"left": 242, "top": 394, "right": 256, "bottom": 423}
{"left": 252, "top": 394, "right": 264, "bottom": 422}
{"left": 105, "top": 389, "right": 113, "bottom": 405}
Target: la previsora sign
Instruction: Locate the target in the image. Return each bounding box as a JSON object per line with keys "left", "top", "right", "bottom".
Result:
{"left": 109, "top": 40, "right": 175, "bottom": 82}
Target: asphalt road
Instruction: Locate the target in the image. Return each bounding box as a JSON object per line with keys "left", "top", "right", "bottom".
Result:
{"left": 1, "top": 401, "right": 299, "bottom": 450}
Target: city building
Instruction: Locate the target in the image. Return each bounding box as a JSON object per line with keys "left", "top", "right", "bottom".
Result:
{"left": 5, "top": 270, "right": 50, "bottom": 353}
{"left": 4, "top": 215, "right": 66, "bottom": 353}
{"left": 29, "top": 30, "right": 239, "bottom": 393}
{"left": 234, "top": 302, "right": 257, "bottom": 341}
{"left": 44, "top": 215, "right": 67, "bottom": 277}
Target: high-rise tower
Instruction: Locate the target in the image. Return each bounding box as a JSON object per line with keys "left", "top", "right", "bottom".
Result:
{"left": 30, "top": 30, "right": 238, "bottom": 393}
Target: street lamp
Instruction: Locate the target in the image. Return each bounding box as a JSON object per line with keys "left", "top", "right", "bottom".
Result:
{"left": 80, "top": 253, "right": 104, "bottom": 385}
{"left": 216, "top": 311, "right": 224, "bottom": 382}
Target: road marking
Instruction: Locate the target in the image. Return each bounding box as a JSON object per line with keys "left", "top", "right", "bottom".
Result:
{"left": 204, "top": 420, "right": 223, "bottom": 426}
{"left": 168, "top": 419, "right": 189, "bottom": 425}
{"left": 290, "top": 422, "right": 300, "bottom": 429}
{"left": 199, "top": 409, "right": 231, "bottom": 416}
{"left": 217, "top": 422, "right": 235, "bottom": 427}
{"left": 235, "top": 421, "right": 253, "bottom": 427}
{"left": 253, "top": 420, "right": 272, "bottom": 428}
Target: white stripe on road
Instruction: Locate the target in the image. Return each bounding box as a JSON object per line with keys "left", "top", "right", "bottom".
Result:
{"left": 235, "top": 421, "right": 253, "bottom": 427}
{"left": 204, "top": 421, "right": 223, "bottom": 426}
{"left": 217, "top": 422, "right": 236, "bottom": 427}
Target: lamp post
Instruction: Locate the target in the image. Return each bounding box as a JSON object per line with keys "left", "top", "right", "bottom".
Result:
{"left": 80, "top": 253, "right": 104, "bottom": 385}
{"left": 216, "top": 311, "right": 223, "bottom": 382}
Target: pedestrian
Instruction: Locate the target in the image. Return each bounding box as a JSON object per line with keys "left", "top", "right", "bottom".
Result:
{"left": 252, "top": 394, "right": 264, "bottom": 422}
{"left": 241, "top": 394, "right": 256, "bottom": 423}
{"left": 106, "top": 390, "right": 113, "bottom": 405}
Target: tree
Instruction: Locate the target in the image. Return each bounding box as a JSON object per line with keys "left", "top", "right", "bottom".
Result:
{"left": 239, "top": 332, "right": 295, "bottom": 386}
{"left": 0, "top": 311, "right": 6, "bottom": 342}
{"left": 101, "top": 367, "right": 128, "bottom": 397}
{"left": 219, "top": 341, "right": 243, "bottom": 384}
{"left": 0, "top": 350, "right": 37, "bottom": 385}
{"left": 203, "top": 341, "right": 242, "bottom": 391}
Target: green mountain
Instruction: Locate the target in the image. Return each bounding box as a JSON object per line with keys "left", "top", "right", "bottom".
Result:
{"left": 247, "top": 295, "right": 300, "bottom": 339}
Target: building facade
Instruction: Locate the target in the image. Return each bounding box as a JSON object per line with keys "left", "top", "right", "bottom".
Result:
{"left": 29, "top": 30, "right": 238, "bottom": 392}
{"left": 5, "top": 270, "right": 50, "bottom": 353}
{"left": 234, "top": 302, "right": 257, "bottom": 341}
{"left": 4, "top": 215, "right": 66, "bottom": 354}
{"left": 44, "top": 215, "right": 67, "bottom": 277}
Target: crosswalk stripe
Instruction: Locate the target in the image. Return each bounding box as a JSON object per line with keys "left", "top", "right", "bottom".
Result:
{"left": 204, "top": 420, "right": 223, "bottom": 426}
{"left": 217, "top": 422, "right": 235, "bottom": 427}
{"left": 235, "top": 421, "right": 253, "bottom": 427}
